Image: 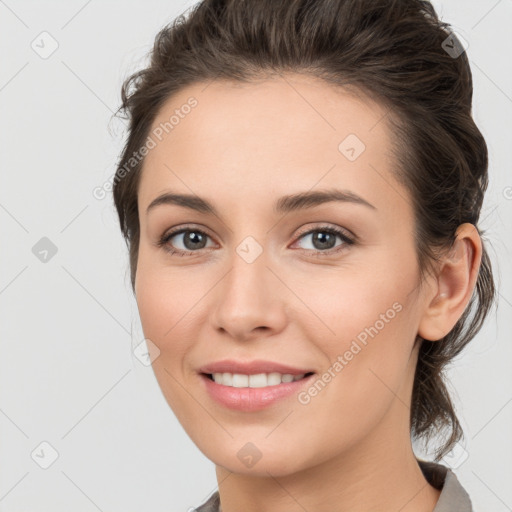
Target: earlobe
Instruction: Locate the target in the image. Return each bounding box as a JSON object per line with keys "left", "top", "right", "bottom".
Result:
{"left": 417, "top": 223, "right": 482, "bottom": 342}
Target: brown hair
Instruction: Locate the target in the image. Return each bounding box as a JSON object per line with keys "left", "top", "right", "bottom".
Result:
{"left": 112, "top": 0, "right": 496, "bottom": 460}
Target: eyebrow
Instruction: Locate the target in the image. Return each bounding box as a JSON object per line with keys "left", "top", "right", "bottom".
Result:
{"left": 145, "top": 188, "right": 377, "bottom": 217}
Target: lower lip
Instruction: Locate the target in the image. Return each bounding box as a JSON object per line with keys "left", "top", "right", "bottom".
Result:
{"left": 199, "top": 373, "right": 315, "bottom": 412}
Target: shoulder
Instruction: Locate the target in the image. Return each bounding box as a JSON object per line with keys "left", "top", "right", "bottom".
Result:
{"left": 191, "top": 490, "right": 221, "bottom": 512}
{"left": 418, "top": 459, "right": 474, "bottom": 512}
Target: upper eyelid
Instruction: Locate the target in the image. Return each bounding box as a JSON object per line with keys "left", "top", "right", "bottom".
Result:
{"left": 163, "top": 223, "right": 350, "bottom": 236}
{"left": 295, "top": 224, "right": 353, "bottom": 239}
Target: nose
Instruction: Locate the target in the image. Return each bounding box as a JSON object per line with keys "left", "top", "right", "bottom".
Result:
{"left": 211, "top": 243, "right": 287, "bottom": 342}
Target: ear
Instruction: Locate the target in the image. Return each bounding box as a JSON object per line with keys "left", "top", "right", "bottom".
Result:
{"left": 417, "top": 223, "right": 482, "bottom": 342}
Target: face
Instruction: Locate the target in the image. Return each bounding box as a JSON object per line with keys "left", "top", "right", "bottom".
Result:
{"left": 134, "top": 74, "right": 431, "bottom": 476}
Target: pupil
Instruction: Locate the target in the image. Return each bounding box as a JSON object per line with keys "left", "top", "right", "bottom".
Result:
{"left": 185, "top": 231, "right": 206, "bottom": 250}
{"left": 314, "top": 232, "right": 335, "bottom": 250}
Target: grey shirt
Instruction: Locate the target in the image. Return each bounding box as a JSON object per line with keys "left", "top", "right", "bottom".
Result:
{"left": 193, "top": 461, "right": 473, "bottom": 512}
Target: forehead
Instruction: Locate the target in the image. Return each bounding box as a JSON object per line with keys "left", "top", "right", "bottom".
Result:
{"left": 138, "top": 74, "right": 405, "bottom": 217}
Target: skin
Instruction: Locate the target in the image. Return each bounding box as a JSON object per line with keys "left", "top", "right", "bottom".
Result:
{"left": 134, "top": 73, "right": 482, "bottom": 512}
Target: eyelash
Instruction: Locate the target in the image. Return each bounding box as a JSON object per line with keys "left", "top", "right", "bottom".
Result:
{"left": 156, "top": 224, "right": 355, "bottom": 258}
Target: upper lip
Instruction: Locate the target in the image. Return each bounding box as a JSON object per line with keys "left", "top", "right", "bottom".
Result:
{"left": 198, "top": 359, "right": 314, "bottom": 376}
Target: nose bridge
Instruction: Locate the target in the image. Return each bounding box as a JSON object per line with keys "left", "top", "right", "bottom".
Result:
{"left": 224, "top": 234, "right": 271, "bottom": 308}
{"left": 212, "top": 233, "right": 284, "bottom": 338}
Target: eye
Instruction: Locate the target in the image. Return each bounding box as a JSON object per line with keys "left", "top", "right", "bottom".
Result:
{"left": 157, "top": 226, "right": 215, "bottom": 256}
{"left": 156, "top": 224, "right": 355, "bottom": 257}
{"left": 292, "top": 225, "right": 355, "bottom": 256}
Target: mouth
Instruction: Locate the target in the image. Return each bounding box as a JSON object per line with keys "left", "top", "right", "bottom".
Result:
{"left": 199, "top": 370, "right": 317, "bottom": 411}
{"left": 199, "top": 372, "right": 316, "bottom": 413}
{"left": 201, "top": 371, "right": 316, "bottom": 388}
{"left": 196, "top": 359, "right": 317, "bottom": 411}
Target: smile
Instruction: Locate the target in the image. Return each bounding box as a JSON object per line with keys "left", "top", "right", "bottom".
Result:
{"left": 206, "top": 372, "right": 314, "bottom": 387}
{"left": 200, "top": 372, "right": 316, "bottom": 412}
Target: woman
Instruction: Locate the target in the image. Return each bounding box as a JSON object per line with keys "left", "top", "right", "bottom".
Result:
{"left": 112, "top": 0, "right": 496, "bottom": 510}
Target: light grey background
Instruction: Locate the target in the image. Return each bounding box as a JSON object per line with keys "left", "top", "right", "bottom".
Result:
{"left": 0, "top": 0, "right": 511, "bottom": 510}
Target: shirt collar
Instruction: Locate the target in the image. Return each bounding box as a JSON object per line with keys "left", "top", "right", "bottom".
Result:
{"left": 418, "top": 460, "right": 474, "bottom": 512}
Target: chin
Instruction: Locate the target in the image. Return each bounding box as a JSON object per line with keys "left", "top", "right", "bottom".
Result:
{"left": 214, "top": 453, "right": 306, "bottom": 477}
{"left": 194, "top": 435, "right": 321, "bottom": 477}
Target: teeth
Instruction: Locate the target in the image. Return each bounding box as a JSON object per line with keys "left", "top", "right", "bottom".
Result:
{"left": 211, "top": 372, "right": 306, "bottom": 387}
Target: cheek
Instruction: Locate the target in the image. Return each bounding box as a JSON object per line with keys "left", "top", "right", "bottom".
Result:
{"left": 296, "top": 260, "right": 418, "bottom": 409}
{"left": 134, "top": 261, "right": 194, "bottom": 381}
{"left": 135, "top": 263, "right": 203, "bottom": 416}
{"left": 135, "top": 251, "right": 208, "bottom": 343}
{"left": 293, "top": 260, "right": 414, "bottom": 348}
